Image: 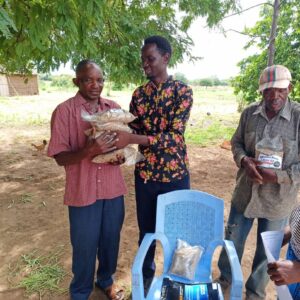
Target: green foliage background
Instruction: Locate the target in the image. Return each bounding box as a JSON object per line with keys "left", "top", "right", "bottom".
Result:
{"left": 232, "top": 0, "right": 300, "bottom": 103}
{"left": 0, "top": 0, "right": 238, "bottom": 83}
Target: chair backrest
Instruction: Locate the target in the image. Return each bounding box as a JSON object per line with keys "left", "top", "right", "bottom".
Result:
{"left": 156, "top": 189, "right": 224, "bottom": 278}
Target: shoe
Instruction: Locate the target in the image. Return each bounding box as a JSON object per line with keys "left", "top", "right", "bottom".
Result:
{"left": 215, "top": 276, "right": 231, "bottom": 291}
{"left": 96, "top": 283, "right": 125, "bottom": 300}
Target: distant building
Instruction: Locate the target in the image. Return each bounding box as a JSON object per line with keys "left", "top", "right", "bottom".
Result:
{"left": 0, "top": 74, "right": 39, "bottom": 96}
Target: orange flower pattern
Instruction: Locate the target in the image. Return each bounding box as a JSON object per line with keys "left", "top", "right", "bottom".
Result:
{"left": 129, "top": 77, "right": 193, "bottom": 182}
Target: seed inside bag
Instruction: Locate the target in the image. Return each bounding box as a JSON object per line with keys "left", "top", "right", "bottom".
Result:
{"left": 255, "top": 135, "right": 283, "bottom": 170}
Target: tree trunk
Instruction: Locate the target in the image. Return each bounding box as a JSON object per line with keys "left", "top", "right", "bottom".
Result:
{"left": 268, "top": 0, "right": 280, "bottom": 66}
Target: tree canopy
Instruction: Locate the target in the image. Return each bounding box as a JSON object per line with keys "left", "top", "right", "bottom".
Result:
{"left": 232, "top": 0, "right": 300, "bottom": 103}
{"left": 0, "top": 0, "right": 238, "bottom": 83}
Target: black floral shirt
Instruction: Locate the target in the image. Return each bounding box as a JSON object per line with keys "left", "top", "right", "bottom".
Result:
{"left": 129, "top": 77, "right": 193, "bottom": 182}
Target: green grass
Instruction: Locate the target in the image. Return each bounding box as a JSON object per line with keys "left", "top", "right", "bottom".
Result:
{"left": 186, "top": 114, "right": 238, "bottom": 146}
{"left": 19, "top": 193, "right": 33, "bottom": 204}
{"left": 0, "top": 86, "right": 240, "bottom": 145}
{"left": 0, "top": 93, "right": 67, "bottom": 126}
{"left": 0, "top": 111, "right": 49, "bottom": 126}
{"left": 8, "top": 246, "right": 68, "bottom": 297}
{"left": 192, "top": 85, "right": 235, "bottom": 101}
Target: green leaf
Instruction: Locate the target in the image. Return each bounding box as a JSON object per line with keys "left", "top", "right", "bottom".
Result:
{"left": 232, "top": 0, "right": 300, "bottom": 103}
{"left": 0, "top": 0, "right": 238, "bottom": 81}
{"left": 0, "top": 7, "right": 17, "bottom": 38}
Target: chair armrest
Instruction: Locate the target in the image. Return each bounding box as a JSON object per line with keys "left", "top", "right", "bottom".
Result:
{"left": 131, "top": 232, "right": 170, "bottom": 300}
{"left": 223, "top": 239, "right": 243, "bottom": 300}
{"left": 198, "top": 240, "right": 243, "bottom": 299}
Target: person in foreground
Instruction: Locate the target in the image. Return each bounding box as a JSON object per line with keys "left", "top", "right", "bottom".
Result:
{"left": 47, "top": 60, "right": 126, "bottom": 300}
{"left": 217, "top": 65, "right": 300, "bottom": 300}
{"left": 114, "top": 35, "right": 193, "bottom": 294}
{"left": 268, "top": 205, "right": 300, "bottom": 299}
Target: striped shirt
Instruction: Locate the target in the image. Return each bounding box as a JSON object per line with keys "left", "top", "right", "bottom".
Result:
{"left": 290, "top": 206, "right": 300, "bottom": 260}
{"left": 47, "top": 92, "right": 127, "bottom": 207}
{"left": 231, "top": 99, "right": 300, "bottom": 220}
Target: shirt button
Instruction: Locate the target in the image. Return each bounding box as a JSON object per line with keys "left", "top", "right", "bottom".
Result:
{"left": 98, "top": 166, "right": 101, "bottom": 170}
{"left": 97, "top": 180, "right": 101, "bottom": 183}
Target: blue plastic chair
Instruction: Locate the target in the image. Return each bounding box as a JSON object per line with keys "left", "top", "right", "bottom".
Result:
{"left": 132, "top": 189, "right": 243, "bottom": 300}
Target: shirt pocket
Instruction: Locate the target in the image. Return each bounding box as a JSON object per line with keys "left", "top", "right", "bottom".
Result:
{"left": 282, "top": 138, "right": 298, "bottom": 168}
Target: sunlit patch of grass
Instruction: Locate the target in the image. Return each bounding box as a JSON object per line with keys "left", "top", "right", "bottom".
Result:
{"left": 192, "top": 86, "right": 236, "bottom": 101}
{"left": 8, "top": 246, "right": 68, "bottom": 297}
{"left": 0, "top": 92, "right": 70, "bottom": 127}
{"left": 0, "top": 111, "right": 49, "bottom": 126}
{"left": 186, "top": 115, "right": 238, "bottom": 146}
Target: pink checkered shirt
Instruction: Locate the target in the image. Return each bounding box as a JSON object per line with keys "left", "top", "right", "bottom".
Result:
{"left": 47, "top": 92, "right": 127, "bottom": 206}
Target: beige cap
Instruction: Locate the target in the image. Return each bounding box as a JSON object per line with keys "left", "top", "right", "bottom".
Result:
{"left": 259, "top": 65, "right": 292, "bottom": 92}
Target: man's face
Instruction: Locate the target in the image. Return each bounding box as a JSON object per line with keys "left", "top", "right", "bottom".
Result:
{"left": 262, "top": 86, "right": 290, "bottom": 114}
{"left": 141, "top": 43, "right": 169, "bottom": 80}
{"left": 73, "top": 64, "right": 104, "bottom": 102}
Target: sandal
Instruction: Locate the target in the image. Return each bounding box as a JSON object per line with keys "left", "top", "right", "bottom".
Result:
{"left": 101, "top": 284, "right": 125, "bottom": 300}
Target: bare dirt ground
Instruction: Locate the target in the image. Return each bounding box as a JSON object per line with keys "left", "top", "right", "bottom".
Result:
{"left": 0, "top": 127, "right": 281, "bottom": 300}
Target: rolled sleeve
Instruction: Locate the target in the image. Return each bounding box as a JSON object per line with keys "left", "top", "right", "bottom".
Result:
{"left": 236, "top": 154, "right": 247, "bottom": 168}
{"left": 47, "top": 105, "right": 71, "bottom": 157}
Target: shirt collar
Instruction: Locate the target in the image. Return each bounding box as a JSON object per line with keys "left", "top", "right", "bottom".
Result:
{"left": 74, "top": 91, "right": 111, "bottom": 110}
{"left": 148, "top": 75, "right": 173, "bottom": 89}
{"left": 253, "top": 98, "right": 292, "bottom": 121}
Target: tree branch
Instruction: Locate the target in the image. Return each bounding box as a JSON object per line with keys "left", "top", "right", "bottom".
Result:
{"left": 223, "top": 2, "right": 273, "bottom": 19}
{"left": 204, "top": 2, "right": 273, "bottom": 29}
{"left": 222, "top": 28, "right": 262, "bottom": 38}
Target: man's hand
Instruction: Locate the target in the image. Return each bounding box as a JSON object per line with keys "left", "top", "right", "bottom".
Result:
{"left": 242, "top": 156, "right": 279, "bottom": 184}
{"left": 267, "top": 260, "right": 300, "bottom": 285}
{"left": 86, "top": 131, "right": 117, "bottom": 157}
{"left": 258, "top": 167, "right": 278, "bottom": 184}
{"left": 241, "top": 156, "right": 263, "bottom": 184}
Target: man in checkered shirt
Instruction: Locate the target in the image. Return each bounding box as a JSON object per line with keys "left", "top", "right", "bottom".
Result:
{"left": 217, "top": 65, "right": 300, "bottom": 300}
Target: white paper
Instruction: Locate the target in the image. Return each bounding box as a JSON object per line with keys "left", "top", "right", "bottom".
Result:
{"left": 261, "top": 231, "right": 284, "bottom": 262}
{"left": 261, "top": 231, "right": 293, "bottom": 300}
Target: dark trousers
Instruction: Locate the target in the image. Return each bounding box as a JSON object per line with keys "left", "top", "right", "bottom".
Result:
{"left": 68, "top": 197, "right": 124, "bottom": 300}
{"left": 135, "top": 173, "right": 190, "bottom": 280}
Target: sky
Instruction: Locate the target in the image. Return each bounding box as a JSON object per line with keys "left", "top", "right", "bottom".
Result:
{"left": 170, "top": 0, "right": 263, "bottom": 80}
{"left": 54, "top": 0, "right": 264, "bottom": 80}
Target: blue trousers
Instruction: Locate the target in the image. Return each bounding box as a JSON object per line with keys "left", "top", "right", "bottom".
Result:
{"left": 68, "top": 197, "right": 124, "bottom": 300}
{"left": 135, "top": 173, "right": 190, "bottom": 280}
{"left": 286, "top": 244, "right": 300, "bottom": 299}
{"left": 218, "top": 205, "right": 287, "bottom": 300}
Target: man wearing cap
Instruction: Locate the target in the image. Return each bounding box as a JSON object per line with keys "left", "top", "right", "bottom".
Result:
{"left": 217, "top": 65, "right": 300, "bottom": 300}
